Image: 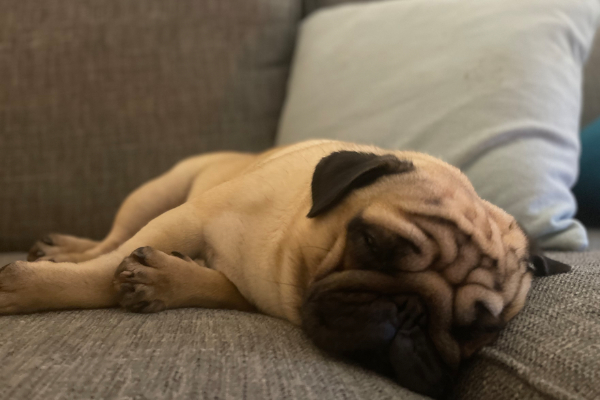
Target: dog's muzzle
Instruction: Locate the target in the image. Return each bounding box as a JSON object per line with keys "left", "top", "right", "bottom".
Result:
{"left": 301, "top": 272, "right": 455, "bottom": 400}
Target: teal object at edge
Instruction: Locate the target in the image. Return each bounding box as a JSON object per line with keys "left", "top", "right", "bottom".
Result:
{"left": 573, "top": 117, "right": 600, "bottom": 226}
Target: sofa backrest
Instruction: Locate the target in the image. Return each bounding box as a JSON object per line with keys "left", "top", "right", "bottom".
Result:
{"left": 0, "top": 0, "right": 598, "bottom": 251}
{"left": 0, "top": 0, "right": 301, "bottom": 251}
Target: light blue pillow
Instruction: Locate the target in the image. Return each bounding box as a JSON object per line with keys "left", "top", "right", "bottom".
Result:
{"left": 277, "top": 0, "right": 600, "bottom": 250}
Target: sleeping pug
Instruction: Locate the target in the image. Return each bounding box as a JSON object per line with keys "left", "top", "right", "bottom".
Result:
{"left": 1, "top": 139, "right": 570, "bottom": 399}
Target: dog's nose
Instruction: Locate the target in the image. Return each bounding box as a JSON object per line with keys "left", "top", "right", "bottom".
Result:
{"left": 301, "top": 276, "right": 454, "bottom": 399}
{"left": 390, "top": 314, "right": 454, "bottom": 399}
{"left": 302, "top": 270, "right": 428, "bottom": 354}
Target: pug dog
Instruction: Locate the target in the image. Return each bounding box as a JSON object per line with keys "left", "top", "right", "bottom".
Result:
{"left": 1, "top": 139, "right": 570, "bottom": 399}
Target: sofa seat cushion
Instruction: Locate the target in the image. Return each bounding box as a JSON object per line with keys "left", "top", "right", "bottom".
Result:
{"left": 455, "top": 251, "right": 600, "bottom": 399}
{"left": 2, "top": 251, "right": 599, "bottom": 399}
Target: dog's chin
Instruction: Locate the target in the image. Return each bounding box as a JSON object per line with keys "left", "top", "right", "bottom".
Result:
{"left": 301, "top": 271, "right": 455, "bottom": 400}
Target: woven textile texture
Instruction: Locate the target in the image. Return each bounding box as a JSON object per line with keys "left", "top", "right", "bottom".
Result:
{"left": 0, "top": 0, "right": 300, "bottom": 251}
{"left": 454, "top": 250, "right": 600, "bottom": 400}
{"left": 1, "top": 250, "right": 599, "bottom": 399}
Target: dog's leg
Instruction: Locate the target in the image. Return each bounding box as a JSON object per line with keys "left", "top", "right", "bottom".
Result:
{"left": 113, "top": 247, "right": 254, "bottom": 313}
{"left": 28, "top": 234, "right": 100, "bottom": 261}
{"left": 1, "top": 202, "right": 251, "bottom": 314}
{"left": 0, "top": 254, "right": 123, "bottom": 314}
{"left": 27, "top": 159, "right": 202, "bottom": 263}
{"left": 27, "top": 154, "right": 252, "bottom": 263}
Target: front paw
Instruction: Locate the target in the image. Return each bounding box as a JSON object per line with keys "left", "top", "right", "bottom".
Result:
{"left": 0, "top": 261, "right": 30, "bottom": 314}
{"left": 113, "top": 247, "right": 170, "bottom": 313}
{"left": 28, "top": 238, "right": 51, "bottom": 261}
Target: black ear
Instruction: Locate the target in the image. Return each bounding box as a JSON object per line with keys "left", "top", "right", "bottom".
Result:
{"left": 529, "top": 254, "right": 571, "bottom": 277}
{"left": 527, "top": 234, "right": 572, "bottom": 277}
{"left": 307, "top": 151, "right": 414, "bottom": 218}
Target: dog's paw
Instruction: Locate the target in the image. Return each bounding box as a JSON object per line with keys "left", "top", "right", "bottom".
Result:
{"left": 0, "top": 261, "right": 32, "bottom": 314}
{"left": 113, "top": 247, "right": 194, "bottom": 313}
{"left": 28, "top": 234, "right": 99, "bottom": 262}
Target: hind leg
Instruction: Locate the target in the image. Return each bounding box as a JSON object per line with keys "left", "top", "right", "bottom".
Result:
{"left": 2, "top": 171, "right": 261, "bottom": 316}
{"left": 2, "top": 201, "right": 232, "bottom": 314}
{"left": 27, "top": 154, "right": 241, "bottom": 263}
{"left": 27, "top": 234, "right": 99, "bottom": 262}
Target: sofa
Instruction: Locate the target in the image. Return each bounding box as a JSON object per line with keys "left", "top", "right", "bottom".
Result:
{"left": 1, "top": 1, "right": 599, "bottom": 399}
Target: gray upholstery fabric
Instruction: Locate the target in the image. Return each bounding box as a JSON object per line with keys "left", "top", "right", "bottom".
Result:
{"left": 0, "top": 0, "right": 301, "bottom": 251}
{"left": 2, "top": 250, "right": 599, "bottom": 399}
{"left": 0, "top": 267, "right": 426, "bottom": 399}
{"left": 455, "top": 250, "right": 600, "bottom": 400}
{"left": 0, "top": 309, "right": 426, "bottom": 400}
{"left": 0, "top": 253, "right": 23, "bottom": 266}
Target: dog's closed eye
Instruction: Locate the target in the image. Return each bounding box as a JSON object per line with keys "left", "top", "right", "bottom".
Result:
{"left": 346, "top": 217, "right": 420, "bottom": 274}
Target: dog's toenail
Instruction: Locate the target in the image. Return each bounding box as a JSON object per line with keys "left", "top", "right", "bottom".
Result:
{"left": 48, "top": 259, "right": 56, "bottom": 263}
{"left": 35, "top": 250, "right": 45, "bottom": 258}
{"left": 132, "top": 247, "right": 150, "bottom": 265}
{"left": 132, "top": 301, "right": 150, "bottom": 312}
{"left": 133, "top": 247, "right": 147, "bottom": 259}
{"left": 42, "top": 236, "right": 54, "bottom": 246}
{"left": 121, "top": 271, "right": 134, "bottom": 278}
{"left": 171, "top": 251, "right": 186, "bottom": 260}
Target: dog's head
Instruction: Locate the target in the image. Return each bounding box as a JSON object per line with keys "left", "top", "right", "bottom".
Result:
{"left": 301, "top": 151, "right": 570, "bottom": 399}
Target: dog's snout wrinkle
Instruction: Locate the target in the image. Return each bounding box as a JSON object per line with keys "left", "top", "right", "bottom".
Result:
{"left": 411, "top": 216, "right": 459, "bottom": 267}
{"left": 304, "top": 188, "right": 535, "bottom": 396}
{"left": 302, "top": 274, "right": 453, "bottom": 400}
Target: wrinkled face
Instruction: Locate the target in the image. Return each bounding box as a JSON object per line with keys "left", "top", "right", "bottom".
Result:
{"left": 300, "top": 150, "right": 570, "bottom": 399}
